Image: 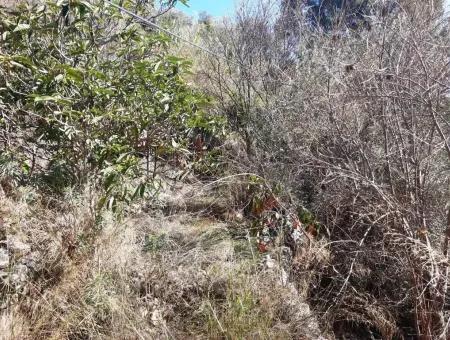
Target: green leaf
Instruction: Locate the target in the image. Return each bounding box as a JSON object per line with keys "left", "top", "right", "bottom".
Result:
{"left": 97, "top": 196, "right": 107, "bottom": 210}
{"left": 106, "top": 196, "right": 115, "bottom": 210}
{"left": 64, "top": 67, "right": 84, "bottom": 83}
{"left": 13, "top": 24, "right": 30, "bottom": 32}
{"left": 166, "top": 55, "right": 185, "bottom": 64}
{"left": 54, "top": 74, "right": 65, "bottom": 82}
{"left": 12, "top": 56, "right": 35, "bottom": 69}
{"left": 9, "top": 61, "right": 27, "bottom": 69}
{"left": 33, "top": 95, "right": 71, "bottom": 105}
{"left": 132, "top": 183, "right": 146, "bottom": 200}
{"left": 104, "top": 172, "right": 117, "bottom": 191}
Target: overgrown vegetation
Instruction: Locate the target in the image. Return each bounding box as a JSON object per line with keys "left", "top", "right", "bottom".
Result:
{"left": 0, "top": 0, "right": 222, "bottom": 209}
{"left": 198, "top": 0, "right": 450, "bottom": 338}
{"left": 1, "top": 0, "right": 449, "bottom": 339}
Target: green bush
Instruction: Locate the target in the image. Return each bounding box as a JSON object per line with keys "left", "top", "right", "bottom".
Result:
{"left": 0, "top": 0, "right": 222, "bottom": 208}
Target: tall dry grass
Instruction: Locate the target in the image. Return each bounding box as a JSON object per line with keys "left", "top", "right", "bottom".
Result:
{"left": 0, "top": 179, "right": 325, "bottom": 339}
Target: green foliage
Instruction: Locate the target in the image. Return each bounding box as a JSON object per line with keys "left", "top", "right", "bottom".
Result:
{"left": 297, "top": 206, "right": 315, "bottom": 225}
{"left": 0, "top": 151, "right": 26, "bottom": 186}
{"left": 143, "top": 233, "right": 167, "bottom": 252}
{"left": 0, "top": 1, "right": 222, "bottom": 208}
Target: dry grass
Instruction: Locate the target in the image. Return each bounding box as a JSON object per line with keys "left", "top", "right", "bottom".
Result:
{"left": 0, "top": 181, "right": 324, "bottom": 339}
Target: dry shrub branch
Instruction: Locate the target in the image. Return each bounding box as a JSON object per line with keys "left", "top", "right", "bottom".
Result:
{"left": 200, "top": 0, "right": 450, "bottom": 338}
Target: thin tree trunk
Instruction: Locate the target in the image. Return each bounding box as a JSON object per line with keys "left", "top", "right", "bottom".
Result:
{"left": 443, "top": 207, "right": 450, "bottom": 257}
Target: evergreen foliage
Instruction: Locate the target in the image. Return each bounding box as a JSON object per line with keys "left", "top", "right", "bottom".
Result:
{"left": 0, "top": 0, "right": 222, "bottom": 208}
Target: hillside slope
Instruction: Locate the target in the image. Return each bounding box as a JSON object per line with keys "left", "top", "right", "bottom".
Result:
{"left": 0, "top": 180, "right": 326, "bottom": 339}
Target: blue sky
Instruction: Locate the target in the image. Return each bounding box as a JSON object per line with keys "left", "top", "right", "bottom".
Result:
{"left": 177, "top": 0, "right": 450, "bottom": 16}
{"left": 176, "top": 0, "right": 235, "bottom": 17}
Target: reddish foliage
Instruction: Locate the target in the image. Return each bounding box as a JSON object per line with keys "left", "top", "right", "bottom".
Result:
{"left": 257, "top": 241, "right": 269, "bottom": 253}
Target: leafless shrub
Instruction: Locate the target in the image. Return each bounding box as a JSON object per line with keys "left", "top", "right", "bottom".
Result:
{"left": 201, "top": 0, "right": 450, "bottom": 337}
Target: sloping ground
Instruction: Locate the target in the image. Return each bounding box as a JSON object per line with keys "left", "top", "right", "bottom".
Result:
{"left": 0, "top": 182, "right": 325, "bottom": 339}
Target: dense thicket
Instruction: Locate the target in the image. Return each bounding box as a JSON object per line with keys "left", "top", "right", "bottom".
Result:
{"left": 198, "top": 0, "right": 450, "bottom": 337}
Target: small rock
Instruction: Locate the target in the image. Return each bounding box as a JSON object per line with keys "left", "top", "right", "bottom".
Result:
{"left": 8, "top": 236, "right": 31, "bottom": 255}
{"left": 10, "top": 264, "right": 29, "bottom": 292}
{"left": 20, "top": 251, "right": 40, "bottom": 272}
{"left": 280, "top": 268, "right": 289, "bottom": 286}
{"left": 0, "top": 248, "right": 9, "bottom": 269}
{"left": 151, "top": 309, "right": 164, "bottom": 326}
{"left": 291, "top": 229, "right": 303, "bottom": 243}
{"left": 265, "top": 254, "right": 276, "bottom": 269}
{"left": 139, "top": 306, "right": 149, "bottom": 318}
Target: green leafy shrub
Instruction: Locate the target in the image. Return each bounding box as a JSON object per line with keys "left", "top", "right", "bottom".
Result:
{"left": 0, "top": 0, "right": 222, "bottom": 207}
